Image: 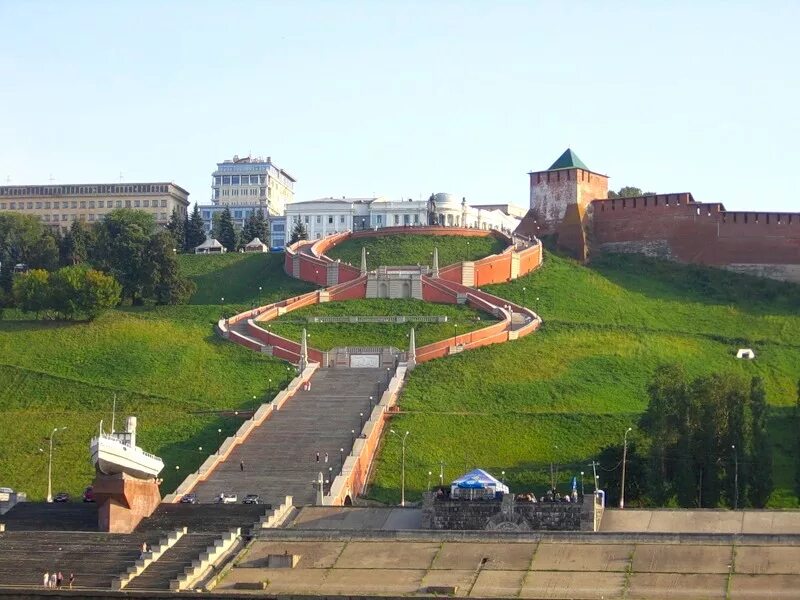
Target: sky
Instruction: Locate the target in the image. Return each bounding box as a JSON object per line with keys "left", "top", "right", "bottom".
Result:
{"left": 1, "top": 1, "right": 799, "bottom": 213}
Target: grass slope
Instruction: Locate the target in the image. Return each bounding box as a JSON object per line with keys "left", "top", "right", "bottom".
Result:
{"left": 0, "top": 253, "right": 311, "bottom": 499}
{"left": 369, "top": 252, "right": 800, "bottom": 507}
{"left": 266, "top": 299, "right": 495, "bottom": 350}
{"left": 326, "top": 234, "right": 506, "bottom": 270}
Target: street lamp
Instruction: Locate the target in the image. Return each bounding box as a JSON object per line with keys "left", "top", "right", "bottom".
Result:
{"left": 731, "top": 444, "right": 739, "bottom": 510}
{"left": 522, "top": 286, "right": 526, "bottom": 306}
{"left": 620, "top": 427, "right": 633, "bottom": 509}
{"left": 220, "top": 296, "right": 225, "bottom": 319}
{"left": 359, "top": 412, "right": 364, "bottom": 428}
{"left": 340, "top": 447, "right": 344, "bottom": 466}
{"left": 258, "top": 286, "right": 262, "bottom": 305}
{"left": 453, "top": 323, "right": 458, "bottom": 346}
{"left": 369, "top": 395, "right": 374, "bottom": 409}
{"left": 580, "top": 471, "right": 585, "bottom": 497}
{"left": 390, "top": 429, "right": 410, "bottom": 507}
{"left": 46, "top": 426, "right": 67, "bottom": 503}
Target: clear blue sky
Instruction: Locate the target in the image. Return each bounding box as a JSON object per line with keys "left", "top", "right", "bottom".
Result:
{"left": 1, "top": 1, "right": 798, "bottom": 213}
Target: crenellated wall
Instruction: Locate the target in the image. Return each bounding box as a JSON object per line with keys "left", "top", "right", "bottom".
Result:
{"left": 588, "top": 194, "right": 800, "bottom": 282}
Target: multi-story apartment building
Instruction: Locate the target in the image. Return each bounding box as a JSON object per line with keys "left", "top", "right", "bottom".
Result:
{"left": 211, "top": 155, "right": 294, "bottom": 216}
{"left": 0, "top": 182, "right": 190, "bottom": 231}
{"left": 284, "top": 193, "right": 521, "bottom": 240}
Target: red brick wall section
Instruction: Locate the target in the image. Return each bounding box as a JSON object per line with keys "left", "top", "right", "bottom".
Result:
{"left": 474, "top": 251, "right": 512, "bottom": 286}
{"left": 590, "top": 195, "right": 800, "bottom": 266}
{"left": 439, "top": 263, "right": 462, "bottom": 283}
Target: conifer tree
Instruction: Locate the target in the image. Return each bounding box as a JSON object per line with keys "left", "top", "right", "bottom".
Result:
{"left": 217, "top": 207, "right": 237, "bottom": 252}
{"left": 185, "top": 205, "right": 207, "bottom": 251}
{"left": 749, "top": 376, "right": 772, "bottom": 507}
{"left": 289, "top": 220, "right": 308, "bottom": 245}
{"left": 166, "top": 208, "right": 186, "bottom": 251}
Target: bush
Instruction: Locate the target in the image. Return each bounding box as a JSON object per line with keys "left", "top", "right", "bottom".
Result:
{"left": 14, "top": 265, "right": 121, "bottom": 320}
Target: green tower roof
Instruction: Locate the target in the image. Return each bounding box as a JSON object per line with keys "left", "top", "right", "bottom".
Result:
{"left": 548, "top": 148, "right": 588, "bottom": 171}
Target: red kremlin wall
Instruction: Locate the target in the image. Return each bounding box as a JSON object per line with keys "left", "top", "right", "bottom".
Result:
{"left": 587, "top": 194, "right": 800, "bottom": 281}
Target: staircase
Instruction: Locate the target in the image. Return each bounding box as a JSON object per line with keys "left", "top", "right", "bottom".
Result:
{"left": 0, "top": 502, "right": 99, "bottom": 531}
{"left": 125, "top": 532, "right": 220, "bottom": 591}
{"left": 189, "top": 368, "right": 388, "bottom": 506}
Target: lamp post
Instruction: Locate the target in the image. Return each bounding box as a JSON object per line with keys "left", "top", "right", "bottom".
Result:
{"left": 369, "top": 395, "right": 374, "bottom": 409}
{"left": 427, "top": 471, "right": 432, "bottom": 491}
{"left": 620, "top": 427, "right": 633, "bottom": 509}
{"left": 258, "top": 286, "right": 262, "bottom": 305}
{"left": 46, "top": 426, "right": 67, "bottom": 503}
{"left": 220, "top": 297, "right": 225, "bottom": 319}
{"left": 390, "top": 430, "right": 410, "bottom": 507}
{"left": 731, "top": 444, "right": 739, "bottom": 510}
{"left": 351, "top": 429, "right": 356, "bottom": 445}
{"left": 522, "top": 286, "right": 526, "bottom": 307}
{"left": 340, "top": 447, "right": 344, "bottom": 466}
{"left": 453, "top": 323, "right": 458, "bottom": 347}
{"left": 580, "top": 471, "right": 585, "bottom": 497}
{"left": 359, "top": 412, "right": 364, "bottom": 428}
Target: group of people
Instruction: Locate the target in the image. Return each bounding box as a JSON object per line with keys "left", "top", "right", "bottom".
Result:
{"left": 42, "top": 571, "right": 73, "bottom": 589}
{"left": 516, "top": 489, "right": 580, "bottom": 504}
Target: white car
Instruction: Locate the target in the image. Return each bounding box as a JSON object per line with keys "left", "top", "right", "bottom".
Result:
{"left": 218, "top": 492, "right": 237, "bottom": 504}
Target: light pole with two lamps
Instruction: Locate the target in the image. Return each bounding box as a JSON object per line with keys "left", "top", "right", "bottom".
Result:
{"left": 620, "top": 427, "right": 633, "bottom": 509}
{"left": 46, "top": 426, "right": 67, "bottom": 503}
{"left": 390, "top": 429, "right": 410, "bottom": 506}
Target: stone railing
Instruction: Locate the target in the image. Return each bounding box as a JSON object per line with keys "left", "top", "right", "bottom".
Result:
{"left": 170, "top": 528, "right": 242, "bottom": 591}
{"left": 308, "top": 315, "right": 448, "bottom": 324}
{"left": 257, "top": 495, "right": 294, "bottom": 529}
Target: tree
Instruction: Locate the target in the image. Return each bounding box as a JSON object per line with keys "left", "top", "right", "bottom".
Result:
{"left": 60, "top": 220, "right": 95, "bottom": 266}
{"left": 165, "top": 208, "right": 186, "bottom": 252}
{"left": 607, "top": 186, "right": 655, "bottom": 199}
{"left": 185, "top": 204, "right": 207, "bottom": 252}
{"left": 145, "top": 231, "right": 196, "bottom": 304}
{"left": 50, "top": 265, "right": 120, "bottom": 320}
{"left": 93, "top": 209, "right": 154, "bottom": 304}
{"left": 252, "top": 210, "right": 270, "bottom": 245}
{"left": 12, "top": 269, "right": 51, "bottom": 316}
{"left": 0, "top": 213, "right": 59, "bottom": 270}
{"left": 240, "top": 213, "right": 257, "bottom": 249}
{"left": 749, "top": 377, "right": 772, "bottom": 507}
{"left": 217, "top": 207, "right": 237, "bottom": 252}
{"left": 289, "top": 220, "right": 308, "bottom": 245}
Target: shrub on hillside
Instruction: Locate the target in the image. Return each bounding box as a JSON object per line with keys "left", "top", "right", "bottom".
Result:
{"left": 13, "top": 265, "right": 121, "bottom": 320}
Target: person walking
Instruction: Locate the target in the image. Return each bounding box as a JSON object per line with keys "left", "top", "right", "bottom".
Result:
{"left": 69, "top": 572, "right": 75, "bottom": 589}
{"left": 240, "top": 460, "right": 245, "bottom": 472}
{"left": 324, "top": 452, "right": 328, "bottom": 464}
{"left": 43, "top": 571, "right": 49, "bottom": 588}
{"left": 49, "top": 572, "right": 56, "bottom": 589}
{"left": 56, "top": 571, "right": 63, "bottom": 589}
{"left": 315, "top": 451, "right": 320, "bottom": 463}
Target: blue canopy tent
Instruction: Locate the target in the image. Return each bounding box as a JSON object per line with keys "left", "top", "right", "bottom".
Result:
{"left": 450, "top": 468, "right": 510, "bottom": 499}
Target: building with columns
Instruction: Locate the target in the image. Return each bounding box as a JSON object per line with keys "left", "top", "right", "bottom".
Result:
{"left": 285, "top": 194, "right": 521, "bottom": 240}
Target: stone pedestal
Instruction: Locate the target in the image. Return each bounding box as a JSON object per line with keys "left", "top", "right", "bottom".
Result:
{"left": 93, "top": 471, "right": 161, "bottom": 533}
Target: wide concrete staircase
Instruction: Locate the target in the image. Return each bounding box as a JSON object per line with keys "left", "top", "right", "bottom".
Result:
{"left": 0, "top": 530, "right": 159, "bottom": 589}
{"left": 190, "top": 368, "right": 388, "bottom": 506}
{"left": 1, "top": 502, "right": 98, "bottom": 531}
{"left": 124, "top": 532, "right": 220, "bottom": 591}
{"left": 136, "top": 504, "right": 267, "bottom": 533}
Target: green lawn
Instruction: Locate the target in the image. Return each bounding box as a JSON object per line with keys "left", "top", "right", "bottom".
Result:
{"left": 369, "top": 252, "right": 800, "bottom": 507}
{"left": 265, "top": 299, "right": 495, "bottom": 350}
{"left": 325, "top": 234, "right": 506, "bottom": 270}
{"left": 0, "top": 252, "right": 308, "bottom": 500}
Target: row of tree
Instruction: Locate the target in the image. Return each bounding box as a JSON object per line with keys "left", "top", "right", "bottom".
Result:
{"left": 0, "top": 210, "right": 195, "bottom": 316}
{"left": 13, "top": 265, "right": 120, "bottom": 320}
{"left": 165, "top": 206, "right": 271, "bottom": 253}
{"left": 600, "top": 365, "right": 774, "bottom": 508}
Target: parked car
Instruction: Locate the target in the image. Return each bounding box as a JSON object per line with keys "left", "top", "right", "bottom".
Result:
{"left": 82, "top": 486, "right": 95, "bottom": 502}
{"left": 54, "top": 491, "right": 70, "bottom": 503}
{"left": 218, "top": 492, "right": 237, "bottom": 504}
{"left": 242, "top": 494, "right": 260, "bottom": 505}
{"left": 179, "top": 493, "right": 197, "bottom": 504}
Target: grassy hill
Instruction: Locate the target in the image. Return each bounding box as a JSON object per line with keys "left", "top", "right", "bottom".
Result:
{"left": 369, "top": 252, "right": 800, "bottom": 507}
{"left": 0, "top": 253, "right": 314, "bottom": 500}
{"left": 266, "top": 299, "right": 495, "bottom": 350}
{"left": 325, "top": 234, "right": 506, "bottom": 270}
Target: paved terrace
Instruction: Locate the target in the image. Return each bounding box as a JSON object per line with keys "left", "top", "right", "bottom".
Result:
{"left": 190, "top": 368, "right": 389, "bottom": 506}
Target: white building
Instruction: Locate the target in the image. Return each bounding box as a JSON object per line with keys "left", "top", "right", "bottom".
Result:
{"left": 284, "top": 193, "right": 520, "bottom": 240}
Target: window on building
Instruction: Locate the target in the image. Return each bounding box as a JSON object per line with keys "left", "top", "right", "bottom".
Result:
{"left": 234, "top": 210, "right": 242, "bottom": 219}
{"left": 414, "top": 214, "right": 420, "bottom": 224}
{"left": 160, "top": 199, "right": 166, "bottom": 207}
{"left": 202, "top": 211, "right": 210, "bottom": 220}
{"left": 134, "top": 200, "right": 140, "bottom": 207}
{"left": 231, "top": 176, "right": 240, "bottom": 185}
{"left": 222, "top": 190, "right": 229, "bottom": 196}
{"left": 214, "top": 189, "right": 220, "bottom": 199}
{"left": 79, "top": 201, "right": 86, "bottom": 209}
{"left": 53, "top": 214, "right": 58, "bottom": 221}
{"left": 273, "top": 223, "right": 284, "bottom": 232}
{"left": 61, "top": 214, "right": 67, "bottom": 221}
{"left": 160, "top": 213, "right": 167, "bottom": 221}
{"left": 143, "top": 199, "right": 149, "bottom": 207}
{"left": 404, "top": 214, "right": 410, "bottom": 224}
{"left": 376, "top": 215, "right": 382, "bottom": 224}
{"left": 316, "top": 216, "right": 321, "bottom": 224}
{"left": 9, "top": 202, "right": 15, "bottom": 209}
{"left": 35, "top": 202, "right": 42, "bottom": 209}
{"left": 214, "top": 176, "right": 221, "bottom": 185}
{"left": 340, "top": 215, "right": 345, "bottom": 223}
{"left": 44, "top": 201, "right": 50, "bottom": 209}
{"left": 304, "top": 216, "right": 309, "bottom": 224}
{"left": 88, "top": 201, "right": 94, "bottom": 208}
{"left": 43, "top": 215, "right": 50, "bottom": 222}
{"left": 125, "top": 200, "right": 131, "bottom": 208}
{"left": 70, "top": 214, "right": 76, "bottom": 221}
{"left": 88, "top": 214, "right": 95, "bottom": 221}
{"left": 0, "top": 203, "right": 5, "bottom": 209}
{"left": 116, "top": 200, "right": 122, "bottom": 208}
{"left": 328, "top": 216, "right": 333, "bottom": 224}
{"left": 222, "top": 176, "right": 230, "bottom": 185}
{"left": 394, "top": 214, "right": 400, "bottom": 225}
{"left": 97, "top": 200, "right": 104, "bottom": 208}
{"left": 70, "top": 201, "right": 77, "bottom": 209}
{"left": 27, "top": 202, "right": 33, "bottom": 209}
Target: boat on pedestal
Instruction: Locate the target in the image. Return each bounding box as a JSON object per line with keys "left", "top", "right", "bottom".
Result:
{"left": 90, "top": 415, "right": 164, "bottom": 480}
